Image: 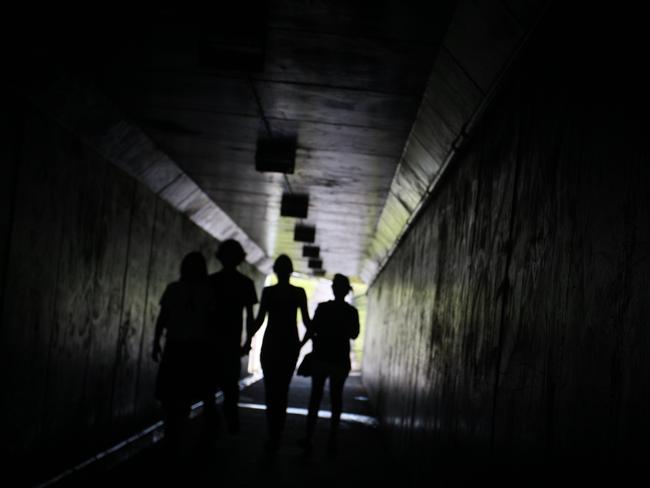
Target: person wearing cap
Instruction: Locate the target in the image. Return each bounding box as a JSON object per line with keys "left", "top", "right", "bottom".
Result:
{"left": 206, "top": 239, "right": 258, "bottom": 438}
{"left": 299, "top": 273, "right": 360, "bottom": 454}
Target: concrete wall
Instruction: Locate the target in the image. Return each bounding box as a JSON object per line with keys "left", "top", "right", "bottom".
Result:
{"left": 0, "top": 100, "right": 264, "bottom": 483}
{"left": 363, "top": 4, "right": 650, "bottom": 483}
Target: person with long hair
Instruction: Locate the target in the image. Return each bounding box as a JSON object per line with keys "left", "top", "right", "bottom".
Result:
{"left": 247, "top": 254, "right": 311, "bottom": 452}
{"left": 299, "top": 273, "right": 360, "bottom": 455}
{"left": 152, "top": 251, "right": 216, "bottom": 457}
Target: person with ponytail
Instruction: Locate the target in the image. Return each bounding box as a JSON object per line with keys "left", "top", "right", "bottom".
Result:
{"left": 248, "top": 254, "right": 311, "bottom": 452}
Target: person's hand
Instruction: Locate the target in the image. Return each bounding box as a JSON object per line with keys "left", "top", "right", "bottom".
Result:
{"left": 299, "top": 335, "right": 310, "bottom": 348}
{"left": 240, "top": 340, "right": 252, "bottom": 357}
{"left": 152, "top": 342, "right": 162, "bottom": 362}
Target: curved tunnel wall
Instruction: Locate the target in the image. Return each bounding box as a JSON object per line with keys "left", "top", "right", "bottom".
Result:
{"left": 362, "top": 4, "right": 650, "bottom": 481}
{"left": 0, "top": 100, "right": 264, "bottom": 482}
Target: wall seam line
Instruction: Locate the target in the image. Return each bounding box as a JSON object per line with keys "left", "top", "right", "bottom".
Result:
{"left": 108, "top": 178, "right": 138, "bottom": 427}
{"left": 133, "top": 195, "right": 159, "bottom": 416}
{"left": 489, "top": 107, "right": 524, "bottom": 450}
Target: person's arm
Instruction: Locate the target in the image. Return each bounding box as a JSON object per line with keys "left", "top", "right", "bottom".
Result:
{"left": 299, "top": 288, "right": 311, "bottom": 329}
{"left": 299, "top": 291, "right": 313, "bottom": 346}
{"left": 241, "top": 302, "right": 255, "bottom": 355}
{"left": 242, "top": 280, "right": 259, "bottom": 354}
{"left": 152, "top": 285, "right": 176, "bottom": 361}
{"left": 250, "top": 288, "right": 268, "bottom": 338}
{"left": 350, "top": 307, "right": 360, "bottom": 340}
{"left": 300, "top": 323, "right": 315, "bottom": 347}
{"left": 300, "top": 330, "right": 313, "bottom": 346}
{"left": 152, "top": 299, "right": 169, "bottom": 362}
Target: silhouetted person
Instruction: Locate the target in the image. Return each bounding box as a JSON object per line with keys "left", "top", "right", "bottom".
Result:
{"left": 206, "top": 239, "right": 258, "bottom": 437}
{"left": 299, "top": 273, "right": 360, "bottom": 455}
{"left": 248, "top": 254, "right": 311, "bottom": 452}
{"left": 152, "top": 251, "right": 216, "bottom": 458}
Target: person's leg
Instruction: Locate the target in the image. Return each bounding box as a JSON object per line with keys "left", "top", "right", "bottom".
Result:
{"left": 264, "top": 363, "right": 295, "bottom": 450}
{"left": 262, "top": 367, "right": 281, "bottom": 449}
{"left": 201, "top": 393, "right": 220, "bottom": 443}
{"left": 163, "top": 401, "right": 190, "bottom": 458}
{"left": 222, "top": 379, "right": 240, "bottom": 433}
{"left": 276, "top": 367, "right": 292, "bottom": 434}
{"left": 199, "top": 344, "right": 221, "bottom": 443}
{"left": 261, "top": 350, "right": 299, "bottom": 451}
{"left": 306, "top": 373, "right": 327, "bottom": 440}
{"left": 222, "top": 356, "right": 241, "bottom": 433}
{"left": 328, "top": 374, "right": 347, "bottom": 453}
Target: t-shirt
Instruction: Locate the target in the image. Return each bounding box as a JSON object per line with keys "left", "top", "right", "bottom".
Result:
{"left": 208, "top": 269, "right": 258, "bottom": 350}
{"left": 311, "top": 300, "right": 360, "bottom": 365}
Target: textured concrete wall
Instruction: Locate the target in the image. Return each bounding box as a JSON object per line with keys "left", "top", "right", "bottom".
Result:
{"left": 361, "top": 0, "right": 549, "bottom": 282}
{"left": 363, "top": 5, "right": 650, "bottom": 483}
{"left": 0, "top": 101, "right": 264, "bottom": 482}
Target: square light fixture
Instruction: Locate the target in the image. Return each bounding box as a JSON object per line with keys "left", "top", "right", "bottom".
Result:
{"left": 280, "top": 193, "right": 309, "bottom": 218}
{"left": 294, "top": 224, "right": 316, "bottom": 243}
{"left": 255, "top": 137, "right": 296, "bottom": 173}
{"left": 308, "top": 259, "right": 323, "bottom": 269}
{"left": 302, "top": 245, "right": 320, "bottom": 258}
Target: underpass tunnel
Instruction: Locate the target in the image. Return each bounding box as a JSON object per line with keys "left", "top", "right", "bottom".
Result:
{"left": 2, "top": 1, "right": 649, "bottom": 486}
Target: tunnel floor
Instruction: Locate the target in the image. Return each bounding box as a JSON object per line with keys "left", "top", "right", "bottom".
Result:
{"left": 52, "top": 374, "right": 394, "bottom": 487}
{"left": 37, "top": 373, "right": 642, "bottom": 488}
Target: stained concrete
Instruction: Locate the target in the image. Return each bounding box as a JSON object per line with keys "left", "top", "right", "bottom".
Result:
{"left": 361, "top": 0, "right": 550, "bottom": 282}
{"left": 0, "top": 102, "right": 265, "bottom": 485}
{"left": 363, "top": 3, "right": 650, "bottom": 484}
{"left": 3, "top": 2, "right": 650, "bottom": 486}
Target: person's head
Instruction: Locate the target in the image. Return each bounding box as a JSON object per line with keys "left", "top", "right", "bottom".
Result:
{"left": 180, "top": 251, "right": 207, "bottom": 282}
{"left": 216, "top": 239, "right": 246, "bottom": 269}
{"left": 332, "top": 273, "right": 351, "bottom": 300}
{"left": 273, "top": 254, "right": 293, "bottom": 282}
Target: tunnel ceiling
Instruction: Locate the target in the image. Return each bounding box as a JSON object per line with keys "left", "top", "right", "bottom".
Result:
{"left": 63, "top": 1, "right": 457, "bottom": 281}
{"left": 11, "top": 1, "right": 549, "bottom": 282}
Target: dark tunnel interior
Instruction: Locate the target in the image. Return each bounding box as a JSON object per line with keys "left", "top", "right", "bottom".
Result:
{"left": 2, "top": 1, "right": 650, "bottom": 486}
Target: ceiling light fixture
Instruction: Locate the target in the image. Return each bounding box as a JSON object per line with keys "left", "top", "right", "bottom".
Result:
{"left": 294, "top": 224, "right": 316, "bottom": 243}
{"left": 302, "top": 245, "right": 320, "bottom": 258}
{"left": 255, "top": 137, "right": 296, "bottom": 174}
{"left": 280, "top": 193, "right": 309, "bottom": 218}
{"left": 308, "top": 259, "right": 323, "bottom": 269}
